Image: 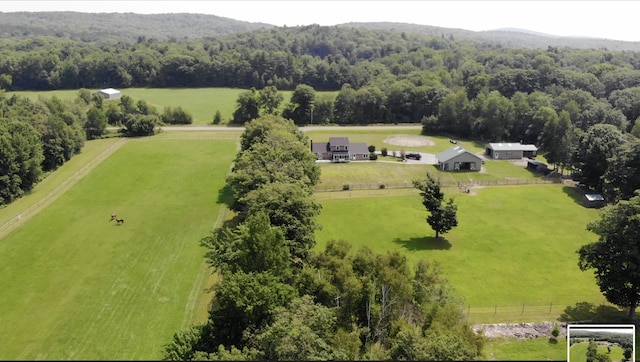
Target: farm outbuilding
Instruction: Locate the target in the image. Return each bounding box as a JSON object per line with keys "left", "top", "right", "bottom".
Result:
{"left": 526, "top": 159, "right": 550, "bottom": 174}
{"left": 583, "top": 194, "right": 605, "bottom": 208}
{"left": 485, "top": 142, "right": 538, "bottom": 159}
{"left": 99, "top": 88, "right": 121, "bottom": 99}
{"left": 436, "top": 146, "right": 482, "bottom": 172}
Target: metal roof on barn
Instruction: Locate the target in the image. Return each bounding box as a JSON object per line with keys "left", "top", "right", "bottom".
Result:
{"left": 99, "top": 88, "right": 120, "bottom": 95}
{"left": 436, "top": 146, "right": 479, "bottom": 162}
{"left": 488, "top": 142, "right": 537, "bottom": 151}
{"left": 584, "top": 194, "right": 605, "bottom": 202}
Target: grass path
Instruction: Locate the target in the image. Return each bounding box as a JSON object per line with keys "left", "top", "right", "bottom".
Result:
{"left": 0, "top": 137, "right": 237, "bottom": 360}
{"left": 0, "top": 138, "right": 126, "bottom": 240}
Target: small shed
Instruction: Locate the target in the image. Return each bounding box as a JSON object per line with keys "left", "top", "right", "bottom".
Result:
{"left": 526, "top": 159, "right": 550, "bottom": 174}
{"left": 583, "top": 194, "right": 605, "bottom": 208}
{"left": 436, "top": 146, "right": 482, "bottom": 172}
{"left": 486, "top": 142, "right": 538, "bottom": 159}
{"left": 99, "top": 88, "right": 121, "bottom": 99}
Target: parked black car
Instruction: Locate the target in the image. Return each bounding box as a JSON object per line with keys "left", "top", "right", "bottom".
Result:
{"left": 405, "top": 152, "right": 422, "bottom": 160}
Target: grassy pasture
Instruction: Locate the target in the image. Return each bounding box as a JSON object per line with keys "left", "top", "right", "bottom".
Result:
{"left": 314, "top": 184, "right": 605, "bottom": 323}
{"left": 482, "top": 337, "right": 567, "bottom": 360}
{"left": 570, "top": 342, "right": 589, "bottom": 362}
{"left": 10, "top": 88, "right": 340, "bottom": 126}
{"left": 568, "top": 342, "right": 625, "bottom": 362}
{"left": 11, "top": 87, "right": 247, "bottom": 125}
{"left": 0, "top": 138, "right": 236, "bottom": 360}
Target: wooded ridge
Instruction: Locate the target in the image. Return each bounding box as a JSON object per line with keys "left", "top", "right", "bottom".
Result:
{"left": 1, "top": 11, "right": 639, "bottom": 51}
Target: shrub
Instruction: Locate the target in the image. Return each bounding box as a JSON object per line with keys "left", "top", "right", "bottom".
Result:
{"left": 213, "top": 110, "right": 222, "bottom": 125}
{"left": 162, "top": 106, "right": 193, "bottom": 125}
{"left": 369, "top": 154, "right": 378, "bottom": 161}
{"left": 381, "top": 148, "right": 388, "bottom": 156}
{"left": 379, "top": 184, "right": 386, "bottom": 189}
{"left": 368, "top": 144, "right": 376, "bottom": 153}
{"left": 551, "top": 324, "right": 560, "bottom": 340}
{"left": 342, "top": 184, "right": 350, "bottom": 191}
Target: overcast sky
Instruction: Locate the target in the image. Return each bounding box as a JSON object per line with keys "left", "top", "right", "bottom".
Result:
{"left": 2, "top": 1, "right": 640, "bottom": 42}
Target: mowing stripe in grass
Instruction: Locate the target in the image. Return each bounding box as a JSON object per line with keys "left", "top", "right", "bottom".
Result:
{"left": 0, "top": 138, "right": 236, "bottom": 360}
{"left": 0, "top": 138, "right": 126, "bottom": 240}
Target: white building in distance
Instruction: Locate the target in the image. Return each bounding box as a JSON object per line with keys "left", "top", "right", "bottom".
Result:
{"left": 99, "top": 88, "right": 121, "bottom": 99}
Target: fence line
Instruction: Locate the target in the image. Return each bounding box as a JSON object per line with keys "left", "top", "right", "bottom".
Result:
{"left": 466, "top": 300, "right": 619, "bottom": 319}
{"left": 315, "top": 177, "right": 562, "bottom": 193}
{"left": 0, "top": 139, "right": 126, "bottom": 238}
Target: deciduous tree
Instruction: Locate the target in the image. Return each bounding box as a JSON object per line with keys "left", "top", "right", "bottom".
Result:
{"left": 578, "top": 193, "right": 640, "bottom": 319}
{"left": 413, "top": 174, "right": 458, "bottom": 238}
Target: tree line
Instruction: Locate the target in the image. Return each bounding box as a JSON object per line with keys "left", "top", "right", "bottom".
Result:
{"left": 0, "top": 92, "right": 85, "bottom": 205}
{"left": 4, "top": 25, "right": 640, "bottom": 196}
{"left": 0, "top": 88, "right": 196, "bottom": 206}
{"left": 162, "top": 115, "right": 484, "bottom": 360}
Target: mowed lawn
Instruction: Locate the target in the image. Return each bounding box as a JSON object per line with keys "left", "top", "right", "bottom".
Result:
{"left": 570, "top": 342, "right": 589, "bottom": 362}
{"left": 314, "top": 183, "right": 605, "bottom": 322}
{"left": 0, "top": 138, "right": 236, "bottom": 360}
{"left": 483, "top": 337, "right": 567, "bottom": 360}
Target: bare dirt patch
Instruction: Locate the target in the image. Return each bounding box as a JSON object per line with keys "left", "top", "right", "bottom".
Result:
{"left": 384, "top": 134, "right": 434, "bottom": 147}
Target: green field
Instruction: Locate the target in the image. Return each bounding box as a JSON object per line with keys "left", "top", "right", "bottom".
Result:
{"left": 568, "top": 341, "right": 625, "bottom": 362}
{"left": 0, "top": 124, "right": 620, "bottom": 359}
{"left": 0, "top": 137, "right": 236, "bottom": 360}
{"left": 10, "top": 87, "right": 247, "bottom": 125}
{"left": 482, "top": 337, "right": 567, "bottom": 360}
{"left": 314, "top": 184, "right": 605, "bottom": 323}
{"left": 9, "top": 88, "right": 339, "bottom": 126}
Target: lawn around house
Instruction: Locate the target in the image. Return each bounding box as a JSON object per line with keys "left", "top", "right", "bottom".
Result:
{"left": 0, "top": 138, "right": 236, "bottom": 360}
{"left": 314, "top": 183, "right": 605, "bottom": 324}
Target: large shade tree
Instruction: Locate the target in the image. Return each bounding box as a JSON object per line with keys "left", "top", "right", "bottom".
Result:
{"left": 573, "top": 123, "right": 627, "bottom": 192}
{"left": 413, "top": 174, "right": 458, "bottom": 238}
{"left": 578, "top": 192, "right": 640, "bottom": 319}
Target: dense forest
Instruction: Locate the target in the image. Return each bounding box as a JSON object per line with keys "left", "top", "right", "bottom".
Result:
{"left": 3, "top": 15, "right": 640, "bottom": 203}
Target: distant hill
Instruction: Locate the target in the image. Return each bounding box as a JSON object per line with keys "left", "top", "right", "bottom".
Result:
{"left": 0, "top": 12, "right": 639, "bottom": 51}
{"left": 338, "top": 22, "right": 640, "bottom": 51}
{"left": 0, "top": 11, "right": 274, "bottom": 41}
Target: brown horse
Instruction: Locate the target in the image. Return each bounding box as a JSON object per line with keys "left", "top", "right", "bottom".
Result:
{"left": 115, "top": 218, "right": 125, "bottom": 225}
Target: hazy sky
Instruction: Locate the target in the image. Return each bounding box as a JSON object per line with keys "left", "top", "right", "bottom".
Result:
{"left": 2, "top": 1, "right": 640, "bottom": 42}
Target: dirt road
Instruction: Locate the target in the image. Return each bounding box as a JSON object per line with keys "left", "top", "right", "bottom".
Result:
{"left": 155, "top": 125, "right": 423, "bottom": 132}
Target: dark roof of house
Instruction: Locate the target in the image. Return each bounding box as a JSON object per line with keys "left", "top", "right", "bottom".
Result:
{"left": 311, "top": 141, "right": 328, "bottom": 153}
{"left": 350, "top": 142, "right": 369, "bottom": 154}
{"left": 328, "top": 137, "right": 349, "bottom": 147}
{"left": 312, "top": 138, "right": 369, "bottom": 154}
{"left": 436, "top": 146, "right": 480, "bottom": 163}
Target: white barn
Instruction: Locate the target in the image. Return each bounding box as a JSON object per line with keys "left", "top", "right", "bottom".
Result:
{"left": 99, "top": 88, "right": 121, "bottom": 99}
{"left": 436, "top": 146, "right": 482, "bottom": 172}
{"left": 485, "top": 142, "right": 537, "bottom": 159}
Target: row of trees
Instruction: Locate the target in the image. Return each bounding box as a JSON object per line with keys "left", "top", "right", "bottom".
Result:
{"left": 0, "top": 87, "right": 197, "bottom": 207}
{"left": 230, "top": 83, "right": 640, "bottom": 199}
{"left": 163, "top": 115, "right": 484, "bottom": 360}
{"left": 0, "top": 92, "right": 86, "bottom": 205}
